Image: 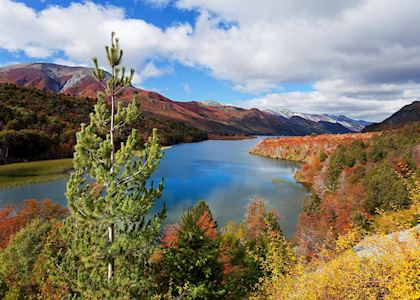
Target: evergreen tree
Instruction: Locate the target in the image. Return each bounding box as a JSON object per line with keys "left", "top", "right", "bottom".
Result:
{"left": 328, "top": 145, "right": 346, "bottom": 190}
{"left": 364, "top": 162, "right": 410, "bottom": 214}
{"left": 160, "top": 201, "right": 225, "bottom": 299}
{"left": 54, "top": 32, "right": 165, "bottom": 298}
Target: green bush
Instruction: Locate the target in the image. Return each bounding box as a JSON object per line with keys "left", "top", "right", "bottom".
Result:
{"left": 364, "top": 163, "right": 411, "bottom": 214}
{"left": 302, "top": 191, "right": 322, "bottom": 215}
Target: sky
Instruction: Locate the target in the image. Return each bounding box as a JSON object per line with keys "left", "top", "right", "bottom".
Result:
{"left": 0, "top": 0, "right": 420, "bottom": 121}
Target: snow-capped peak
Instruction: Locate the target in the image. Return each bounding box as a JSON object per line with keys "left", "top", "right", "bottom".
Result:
{"left": 265, "top": 109, "right": 372, "bottom": 132}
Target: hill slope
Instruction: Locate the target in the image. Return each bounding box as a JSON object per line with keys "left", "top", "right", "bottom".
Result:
{"left": 363, "top": 101, "right": 420, "bottom": 132}
{"left": 1, "top": 63, "right": 358, "bottom": 136}
{"left": 0, "top": 83, "right": 207, "bottom": 163}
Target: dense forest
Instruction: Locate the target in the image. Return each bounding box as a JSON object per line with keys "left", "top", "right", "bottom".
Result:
{"left": 0, "top": 83, "right": 207, "bottom": 164}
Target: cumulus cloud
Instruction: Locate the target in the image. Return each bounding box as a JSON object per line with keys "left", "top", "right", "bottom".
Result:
{"left": 244, "top": 80, "right": 420, "bottom": 121}
{"left": 133, "top": 62, "right": 174, "bottom": 85}
{"left": 0, "top": 0, "right": 420, "bottom": 119}
{"left": 0, "top": 0, "right": 187, "bottom": 77}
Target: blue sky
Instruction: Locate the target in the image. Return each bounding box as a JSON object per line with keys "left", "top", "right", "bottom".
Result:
{"left": 1, "top": 0, "right": 419, "bottom": 121}
{"left": 0, "top": 0, "right": 314, "bottom": 103}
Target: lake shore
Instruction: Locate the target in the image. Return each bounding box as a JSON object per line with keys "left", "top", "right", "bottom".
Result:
{"left": 0, "top": 159, "right": 73, "bottom": 189}
{"left": 208, "top": 134, "right": 256, "bottom": 140}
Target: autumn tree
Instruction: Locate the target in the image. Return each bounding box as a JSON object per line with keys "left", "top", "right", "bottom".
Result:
{"left": 0, "top": 219, "right": 56, "bottom": 299}
{"left": 220, "top": 197, "right": 286, "bottom": 299}
{"left": 160, "top": 201, "right": 225, "bottom": 299}
{"left": 56, "top": 32, "right": 165, "bottom": 298}
{"left": 0, "top": 199, "right": 67, "bottom": 249}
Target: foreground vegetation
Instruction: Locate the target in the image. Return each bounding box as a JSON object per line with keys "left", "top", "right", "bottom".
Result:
{"left": 0, "top": 158, "right": 73, "bottom": 188}
{"left": 0, "top": 124, "right": 418, "bottom": 299}
{"left": 0, "top": 34, "right": 419, "bottom": 299}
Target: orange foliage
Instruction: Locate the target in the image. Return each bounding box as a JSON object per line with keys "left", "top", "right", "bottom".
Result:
{"left": 250, "top": 132, "right": 374, "bottom": 162}
{"left": 161, "top": 204, "right": 218, "bottom": 249}
{"left": 0, "top": 205, "right": 16, "bottom": 249}
{"left": 245, "top": 197, "right": 269, "bottom": 239}
{"left": 388, "top": 156, "right": 410, "bottom": 178}
{"left": 196, "top": 209, "right": 218, "bottom": 241}
{"left": 219, "top": 244, "right": 234, "bottom": 275}
{"left": 296, "top": 156, "right": 323, "bottom": 185}
{"left": 296, "top": 180, "right": 368, "bottom": 259}
{"left": 0, "top": 199, "right": 67, "bottom": 249}
{"left": 244, "top": 196, "right": 281, "bottom": 239}
{"left": 160, "top": 224, "right": 179, "bottom": 248}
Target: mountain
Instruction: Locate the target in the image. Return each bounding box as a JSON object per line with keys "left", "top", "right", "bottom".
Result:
{"left": 0, "top": 63, "right": 356, "bottom": 136}
{"left": 363, "top": 101, "right": 420, "bottom": 132}
{"left": 267, "top": 109, "right": 372, "bottom": 132}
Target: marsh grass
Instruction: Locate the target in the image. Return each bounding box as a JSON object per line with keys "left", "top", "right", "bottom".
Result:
{"left": 0, "top": 159, "right": 73, "bottom": 189}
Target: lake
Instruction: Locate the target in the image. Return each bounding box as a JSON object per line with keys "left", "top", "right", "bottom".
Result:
{"left": 0, "top": 137, "right": 308, "bottom": 237}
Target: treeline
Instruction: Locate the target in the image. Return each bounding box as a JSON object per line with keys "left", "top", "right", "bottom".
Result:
{"left": 0, "top": 83, "right": 207, "bottom": 164}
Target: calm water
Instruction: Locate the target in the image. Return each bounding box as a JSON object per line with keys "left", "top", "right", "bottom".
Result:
{"left": 0, "top": 137, "right": 308, "bottom": 236}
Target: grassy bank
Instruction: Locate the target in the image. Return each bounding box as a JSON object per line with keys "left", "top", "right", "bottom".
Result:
{"left": 0, "top": 159, "right": 73, "bottom": 189}
{"left": 0, "top": 146, "right": 172, "bottom": 189}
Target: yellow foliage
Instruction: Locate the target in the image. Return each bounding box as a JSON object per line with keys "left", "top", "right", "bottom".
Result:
{"left": 253, "top": 226, "right": 420, "bottom": 300}
{"left": 249, "top": 224, "right": 296, "bottom": 300}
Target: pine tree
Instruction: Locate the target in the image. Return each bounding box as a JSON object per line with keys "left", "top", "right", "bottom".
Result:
{"left": 57, "top": 32, "right": 166, "bottom": 298}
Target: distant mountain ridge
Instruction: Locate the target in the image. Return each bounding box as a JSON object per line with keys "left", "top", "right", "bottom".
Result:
{"left": 0, "top": 63, "right": 364, "bottom": 135}
{"left": 363, "top": 101, "right": 420, "bottom": 132}
{"left": 266, "top": 108, "right": 372, "bottom": 132}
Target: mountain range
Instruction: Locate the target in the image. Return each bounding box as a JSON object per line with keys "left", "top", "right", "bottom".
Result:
{"left": 0, "top": 63, "right": 371, "bottom": 135}
{"left": 265, "top": 109, "right": 371, "bottom": 132}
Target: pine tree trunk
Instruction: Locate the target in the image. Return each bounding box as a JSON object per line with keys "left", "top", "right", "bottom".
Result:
{"left": 108, "top": 223, "right": 114, "bottom": 283}
{"left": 108, "top": 67, "right": 116, "bottom": 284}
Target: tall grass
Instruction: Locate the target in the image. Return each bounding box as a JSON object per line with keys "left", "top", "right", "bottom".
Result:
{"left": 0, "top": 159, "right": 73, "bottom": 189}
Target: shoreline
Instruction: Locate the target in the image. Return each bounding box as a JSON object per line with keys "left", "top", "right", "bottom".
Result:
{"left": 208, "top": 134, "right": 256, "bottom": 140}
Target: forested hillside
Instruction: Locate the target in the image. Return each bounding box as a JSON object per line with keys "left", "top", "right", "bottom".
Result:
{"left": 0, "top": 83, "right": 207, "bottom": 163}
{"left": 248, "top": 124, "right": 420, "bottom": 298}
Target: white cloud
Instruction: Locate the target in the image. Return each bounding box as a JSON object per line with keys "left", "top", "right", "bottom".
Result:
{"left": 0, "top": 0, "right": 184, "bottom": 80}
{"left": 133, "top": 62, "right": 173, "bottom": 85}
{"left": 53, "top": 58, "right": 89, "bottom": 67}
{"left": 233, "top": 80, "right": 279, "bottom": 94}
{"left": 243, "top": 80, "right": 420, "bottom": 121}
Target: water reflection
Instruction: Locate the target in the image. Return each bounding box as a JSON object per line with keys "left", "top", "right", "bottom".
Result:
{"left": 0, "top": 137, "right": 308, "bottom": 237}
